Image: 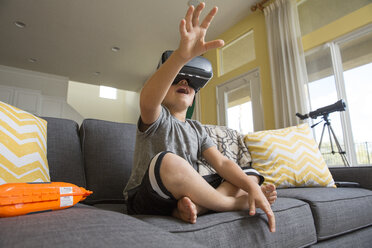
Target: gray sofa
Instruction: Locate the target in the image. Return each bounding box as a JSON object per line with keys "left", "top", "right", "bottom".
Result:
{"left": 1, "top": 117, "right": 372, "bottom": 248}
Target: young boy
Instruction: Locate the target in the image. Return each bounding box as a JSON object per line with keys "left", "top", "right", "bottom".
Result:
{"left": 124, "top": 3, "right": 277, "bottom": 233}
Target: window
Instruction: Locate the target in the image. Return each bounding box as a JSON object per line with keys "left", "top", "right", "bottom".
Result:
{"left": 99, "top": 86, "right": 117, "bottom": 100}
{"left": 304, "top": 25, "right": 372, "bottom": 166}
{"left": 217, "top": 69, "right": 264, "bottom": 133}
{"left": 219, "top": 30, "right": 256, "bottom": 75}
{"left": 340, "top": 30, "right": 372, "bottom": 165}
{"left": 226, "top": 85, "right": 254, "bottom": 134}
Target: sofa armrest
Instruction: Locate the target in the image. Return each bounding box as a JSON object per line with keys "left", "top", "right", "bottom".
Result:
{"left": 330, "top": 166, "right": 372, "bottom": 190}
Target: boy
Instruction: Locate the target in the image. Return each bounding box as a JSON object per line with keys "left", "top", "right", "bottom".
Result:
{"left": 124, "top": 3, "right": 277, "bottom": 233}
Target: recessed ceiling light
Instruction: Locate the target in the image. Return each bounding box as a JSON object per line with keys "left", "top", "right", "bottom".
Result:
{"left": 28, "top": 58, "right": 37, "bottom": 63}
{"left": 111, "top": 46, "right": 120, "bottom": 52}
{"left": 94, "top": 71, "right": 101, "bottom": 76}
{"left": 14, "top": 21, "right": 26, "bottom": 28}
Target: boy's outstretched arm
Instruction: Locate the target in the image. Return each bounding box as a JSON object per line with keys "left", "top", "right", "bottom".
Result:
{"left": 203, "top": 146, "right": 276, "bottom": 232}
{"left": 139, "top": 3, "right": 224, "bottom": 126}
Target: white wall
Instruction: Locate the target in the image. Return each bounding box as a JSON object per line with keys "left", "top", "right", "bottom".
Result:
{"left": 0, "top": 65, "right": 68, "bottom": 98}
{"left": 67, "top": 81, "right": 140, "bottom": 124}
{"left": 0, "top": 65, "right": 140, "bottom": 125}
{"left": 0, "top": 65, "right": 84, "bottom": 124}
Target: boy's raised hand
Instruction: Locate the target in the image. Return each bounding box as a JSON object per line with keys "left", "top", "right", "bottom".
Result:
{"left": 176, "top": 2, "right": 224, "bottom": 62}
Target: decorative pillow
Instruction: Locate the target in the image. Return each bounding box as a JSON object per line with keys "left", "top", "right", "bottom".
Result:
{"left": 0, "top": 101, "right": 50, "bottom": 185}
{"left": 198, "top": 125, "right": 252, "bottom": 176}
{"left": 244, "top": 123, "right": 335, "bottom": 188}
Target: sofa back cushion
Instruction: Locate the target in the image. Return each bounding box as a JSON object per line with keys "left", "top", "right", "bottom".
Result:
{"left": 80, "top": 119, "right": 136, "bottom": 204}
{"left": 42, "top": 117, "right": 86, "bottom": 187}
{"left": 197, "top": 125, "right": 252, "bottom": 176}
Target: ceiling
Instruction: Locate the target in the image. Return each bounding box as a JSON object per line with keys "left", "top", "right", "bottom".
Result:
{"left": 0, "top": 0, "right": 257, "bottom": 92}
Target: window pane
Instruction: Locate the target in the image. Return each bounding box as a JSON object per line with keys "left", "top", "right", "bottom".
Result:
{"left": 306, "top": 45, "right": 334, "bottom": 84}
{"left": 307, "top": 77, "right": 346, "bottom": 167}
{"left": 227, "top": 102, "right": 254, "bottom": 134}
{"left": 305, "top": 46, "right": 346, "bottom": 166}
{"left": 217, "top": 70, "right": 263, "bottom": 132}
{"left": 99, "top": 86, "right": 117, "bottom": 100}
{"left": 340, "top": 31, "right": 372, "bottom": 165}
{"left": 226, "top": 84, "right": 254, "bottom": 134}
{"left": 220, "top": 31, "right": 255, "bottom": 75}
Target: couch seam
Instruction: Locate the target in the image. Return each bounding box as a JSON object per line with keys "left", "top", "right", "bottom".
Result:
{"left": 317, "top": 223, "right": 372, "bottom": 241}
{"left": 305, "top": 194, "right": 372, "bottom": 204}
{"left": 80, "top": 121, "right": 88, "bottom": 189}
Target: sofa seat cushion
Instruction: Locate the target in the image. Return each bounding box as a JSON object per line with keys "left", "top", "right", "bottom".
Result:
{"left": 309, "top": 225, "right": 372, "bottom": 248}
{"left": 278, "top": 187, "right": 372, "bottom": 240}
{"left": 137, "top": 197, "right": 317, "bottom": 248}
{"left": 0, "top": 204, "right": 205, "bottom": 248}
{"left": 93, "top": 203, "right": 127, "bottom": 214}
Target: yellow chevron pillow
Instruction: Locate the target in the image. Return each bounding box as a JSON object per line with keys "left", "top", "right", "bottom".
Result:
{"left": 244, "top": 123, "right": 335, "bottom": 188}
{"left": 0, "top": 101, "right": 50, "bottom": 185}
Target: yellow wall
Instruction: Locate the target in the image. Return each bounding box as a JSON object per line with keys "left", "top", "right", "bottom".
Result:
{"left": 200, "top": 11, "right": 274, "bottom": 129}
{"left": 302, "top": 3, "right": 372, "bottom": 51}
{"left": 200, "top": 3, "right": 372, "bottom": 129}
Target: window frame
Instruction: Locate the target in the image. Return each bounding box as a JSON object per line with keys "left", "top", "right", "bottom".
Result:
{"left": 216, "top": 68, "right": 264, "bottom": 132}
{"left": 304, "top": 23, "right": 372, "bottom": 166}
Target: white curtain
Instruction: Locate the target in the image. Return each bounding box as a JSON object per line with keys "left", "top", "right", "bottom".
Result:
{"left": 264, "top": 0, "right": 308, "bottom": 129}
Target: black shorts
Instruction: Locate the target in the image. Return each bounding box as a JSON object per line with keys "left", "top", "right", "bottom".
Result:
{"left": 126, "top": 151, "right": 264, "bottom": 216}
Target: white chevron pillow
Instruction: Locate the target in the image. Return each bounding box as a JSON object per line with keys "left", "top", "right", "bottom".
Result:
{"left": 244, "top": 123, "right": 335, "bottom": 188}
{"left": 0, "top": 101, "right": 50, "bottom": 185}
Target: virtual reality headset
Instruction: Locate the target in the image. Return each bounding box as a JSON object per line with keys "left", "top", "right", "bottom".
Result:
{"left": 158, "top": 50, "right": 213, "bottom": 93}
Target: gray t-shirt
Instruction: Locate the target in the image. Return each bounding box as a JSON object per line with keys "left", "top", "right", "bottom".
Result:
{"left": 124, "top": 105, "right": 215, "bottom": 196}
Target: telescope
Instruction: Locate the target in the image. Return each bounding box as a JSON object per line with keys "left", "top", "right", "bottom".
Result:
{"left": 296, "top": 99, "right": 350, "bottom": 167}
{"left": 296, "top": 99, "right": 346, "bottom": 120}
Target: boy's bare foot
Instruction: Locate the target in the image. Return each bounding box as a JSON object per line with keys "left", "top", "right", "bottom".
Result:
{"left": 172, "top": 197, "right": 198, "bottom": 224}
{"left": 261, "top": 184, "right": 277, "bottom": 205}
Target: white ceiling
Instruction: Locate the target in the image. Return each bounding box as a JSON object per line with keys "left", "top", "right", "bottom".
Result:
{"left": 0, "top": 0, "right": 256, "bottom": 92}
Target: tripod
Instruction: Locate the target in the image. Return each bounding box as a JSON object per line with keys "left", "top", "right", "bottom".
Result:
{"left": 312, "top": 114, "right": 350, "bottom": 167}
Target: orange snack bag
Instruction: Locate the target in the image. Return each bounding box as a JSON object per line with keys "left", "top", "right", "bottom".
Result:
{"left": 0, "top": 182, "right": 93, "bottom": 217}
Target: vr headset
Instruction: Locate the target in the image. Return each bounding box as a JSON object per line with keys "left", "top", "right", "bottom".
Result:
{"left": 158, "top": 50, "right": 213, "bottom": 93}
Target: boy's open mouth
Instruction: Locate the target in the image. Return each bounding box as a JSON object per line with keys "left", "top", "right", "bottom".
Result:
{"left": 176, "top": 86, "right": 190, "bottom": 95}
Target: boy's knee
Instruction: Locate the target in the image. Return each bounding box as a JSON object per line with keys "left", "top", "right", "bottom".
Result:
{"left": 159, "top": 153, "right": 192, "bottom": 187}
{"left": 161, "top": 153, "right": 189, "bottom": 175}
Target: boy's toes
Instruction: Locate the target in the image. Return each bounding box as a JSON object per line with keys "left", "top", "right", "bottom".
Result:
{"left": 262, "top": 184, "right": 276, "bottom": 194}
{"left": 176, "top": 197, "right": 197, "bottom": 224}
{"left": 265, "top": 184, "right": 276, "bottom": 193}
{"left": 261, "top": 184, "right": 277, "bottom": 205}
{"left": 267, "top": 195, "right": 277, "bottom": 204}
